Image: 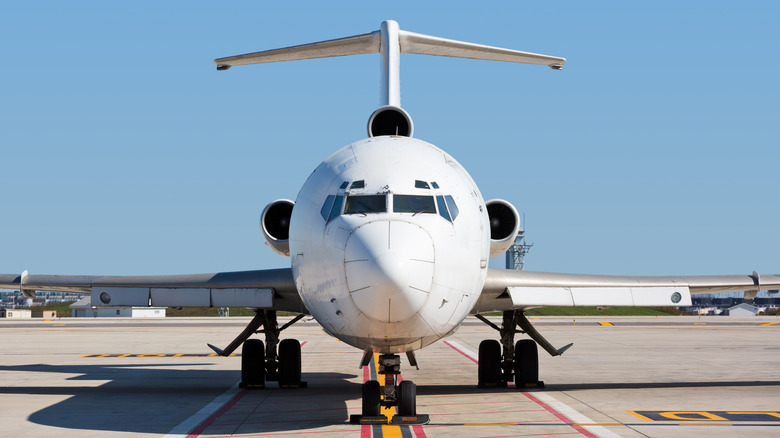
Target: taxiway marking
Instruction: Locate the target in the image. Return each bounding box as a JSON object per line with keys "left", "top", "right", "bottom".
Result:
{"left": 163, "top": 341, "right": 308, "bottom": 437}
{"left": 82, "top": 353, "right": 237, "bottom": 357}
{"left": 444, "top": 340, "right": 618, "bottom": 438}
{"left": 629, "top": 410, "right": 780, "bottom": 422}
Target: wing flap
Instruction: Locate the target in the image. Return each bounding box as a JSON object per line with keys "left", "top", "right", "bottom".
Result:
{"left": 476, "top": 268, "right": 779, "bottom": 312}
{"left": 506, "top": 286, "right": 691, "bottom": 308}
{"left": 1, "top": 268, "right": 304, "bottom": 313}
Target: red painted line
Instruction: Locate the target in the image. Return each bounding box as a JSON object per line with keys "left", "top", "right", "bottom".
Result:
{"left": 443, "top": 341, "right": 478, "bottom": 364}
{"left": 186, "top": 389, "right": 248, "bottom": 438}
{"left": 413, "top": 424, "right": 427, "bottom": 438}
{"left": 361, "top": 351, "right": 371, "bottom": 438}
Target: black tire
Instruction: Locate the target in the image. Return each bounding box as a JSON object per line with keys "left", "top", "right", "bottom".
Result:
{"left": 398, "top": 380, "right": 416, "bottom": 416}
{"left": 478, "top": 339, "right": 502, "bottom": 387}
{"left": 278, "top": 338, "right": 301, "bottom": 387}
{"left": 514, "top": 339, "right": 539, "bottom": 388}
{"left": 362, "top": 380, "right": 381, "bottom": 417}
{"left": 241, "top": 339, "right": 265, "bottom": 388}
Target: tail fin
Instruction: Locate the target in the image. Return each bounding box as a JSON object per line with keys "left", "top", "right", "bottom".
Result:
{"left": 214, "top": 20, "right": 565, "bottom": 107}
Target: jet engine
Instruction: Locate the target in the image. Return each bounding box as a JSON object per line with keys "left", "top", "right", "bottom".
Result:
{"left": 486, "top": 199, "right": 521, "bottom": 257}
{"left": 367, "top": 105, "right": 414, "bottom": 137}
{"left": 261, "top": 199, "right": 294, "bottom": 257}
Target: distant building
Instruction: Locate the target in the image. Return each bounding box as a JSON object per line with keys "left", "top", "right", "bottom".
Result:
{"left": 69, "top": 297, "right": 166, "bottom": 318}
{"left": 0, "top": 309, "right": 32, "bottom": 318}
{"left": 727, "top": 303, "right": 759, "bottom": 317}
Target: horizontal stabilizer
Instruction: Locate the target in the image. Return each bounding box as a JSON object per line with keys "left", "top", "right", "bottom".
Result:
{"left": 215, "top": 32, "right": 380, "bottom": 69}
{"left": 400, "top": 30, "right": 565, "bottom": 68}
{"left": 214, "top": 27, "right": 565, "bottom": 70}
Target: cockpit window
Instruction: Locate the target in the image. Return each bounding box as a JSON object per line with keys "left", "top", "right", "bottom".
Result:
{"left": 436, "top": 195, "right": 450, "bottom": 221}
{"left": 350, "top": 180, "right": 365, "bottom": 189}
{"left": 431, "top": 181, "right": 439, "bottom": 189}
{"left": 328, "top": 195, "right": 345, "bottom": 221}
{"left": 321, "top": 195, "right": 336, "bottom": 221}
{"left": 414, "top": 180, "right": 430, "bottom": 189}
{"left": 339, "top": 181, "right": 349, "bottom": 190}
{"left": 444, "top": 195, "right": 459, "bottom": 220}
{"left": 394, "top": 195, "right": 436, "bottom": 214}
{"left": 344, "top": 195, "right": 386, "bottom": 214}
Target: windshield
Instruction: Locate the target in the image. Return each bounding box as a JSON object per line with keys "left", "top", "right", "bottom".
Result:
{"left": 344, "top": 195, "right": 387, "bottom": 214}
{"left": 394, "top": 195, "right": 436, "bottom": 214}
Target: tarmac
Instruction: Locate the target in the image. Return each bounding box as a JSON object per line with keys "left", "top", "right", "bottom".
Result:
{"left": 1, "top": 315, "right": 778, "bottom": 438}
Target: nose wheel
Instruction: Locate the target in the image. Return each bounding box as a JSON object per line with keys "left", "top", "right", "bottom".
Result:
{"left": 350, "top": 354, "right": 429, "bottom": 425}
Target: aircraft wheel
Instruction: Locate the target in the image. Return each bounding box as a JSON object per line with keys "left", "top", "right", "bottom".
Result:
{"left": 478, "top": 339, "right": 502, "bottom": 387}
{"left": 362, "top": 380, "right": 381, "bottom": 417}
{"left": 241, "top": 339, "right": 265, "bottom": 388}
{"left": 398, "top": 380, "right": 416, "bottom": 416}
{"left": 514, "top": 339, "right": 539, "bottom": 388}
{"left": 278, "top": 338, "right": 302, "bottom": 387}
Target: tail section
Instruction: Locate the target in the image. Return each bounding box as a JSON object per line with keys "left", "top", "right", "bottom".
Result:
{"left": 215, "top": 20, "right": 565, "bottom": 109}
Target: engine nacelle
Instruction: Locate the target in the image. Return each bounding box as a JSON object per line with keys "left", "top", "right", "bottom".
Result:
{"left": 486, "top": 199, "right": 521, "bottom": 257}
{"left": 367, "top": 105, "right": 414, "bottom": 137}
{"left": 261, "top": 199, "right": 294, "bottom": 257}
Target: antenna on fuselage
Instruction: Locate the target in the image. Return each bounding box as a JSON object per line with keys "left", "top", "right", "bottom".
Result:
{"left": 214, "top": 20, "right": 566, "bottom": 136}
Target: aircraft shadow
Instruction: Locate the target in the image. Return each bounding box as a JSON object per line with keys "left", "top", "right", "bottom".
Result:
{"left": 0, "top": 363, "right": 361, "bottom": 435}
{"left": 413, "top": 380, "right": 780, "bottom": 396}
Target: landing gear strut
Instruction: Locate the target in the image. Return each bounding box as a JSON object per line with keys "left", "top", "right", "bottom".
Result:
{"left": 350, "top": 353, "right": 429, "bottom": 425}
{"left": 476, "top": 310, "right": 572, "bottom": 388}
{"left": 208, "top": 309, "right": 306, "bottom": 389}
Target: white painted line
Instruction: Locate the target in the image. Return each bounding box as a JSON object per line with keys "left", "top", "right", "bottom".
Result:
{"left": 162, "top": 383, "right": 241, "bottom": 438}
{"left": 533, "top": 391, "right": 622, "bottom": 438}
{"left": 444, "top": 340, "right": 478, "bottom": 362}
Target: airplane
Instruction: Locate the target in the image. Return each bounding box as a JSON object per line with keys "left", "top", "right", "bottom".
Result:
{"left": 3, "top": 20, "right": 780, "bottom": 425}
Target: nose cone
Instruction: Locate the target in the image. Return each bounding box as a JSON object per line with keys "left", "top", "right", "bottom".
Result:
{"left": 345, "top": 221, "right": 434, "bottom": 323}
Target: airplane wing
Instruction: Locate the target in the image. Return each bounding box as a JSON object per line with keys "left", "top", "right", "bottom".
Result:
{"left": 473, "top": 268, "right": 780, "bottom": 313}
{"left": 0, "top": 268, "right": 306, "bottom": 313}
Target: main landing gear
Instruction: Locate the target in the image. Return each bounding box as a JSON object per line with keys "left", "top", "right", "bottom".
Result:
{"left": 350, "top": 352, "right": 429, "bottom": 425}
{"left": 475, "top": 310, "right": 573, "bottom": 389}
{"left": 208, "top": 309, "right": 307, "bottom": 389}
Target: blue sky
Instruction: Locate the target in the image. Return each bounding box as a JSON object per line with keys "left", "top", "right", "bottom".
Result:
{"left": 1, "top": 1, "right": 778, "bottom": 279}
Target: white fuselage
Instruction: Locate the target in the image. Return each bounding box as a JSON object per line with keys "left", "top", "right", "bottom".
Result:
{"left": 289, "top": 136, "right": 491, "bottom": 353}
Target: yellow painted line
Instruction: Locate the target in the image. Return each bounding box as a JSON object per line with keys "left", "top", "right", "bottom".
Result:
{"left": 628, "top": 411, "right": 654, "bottom": 422}
{"left": 728, "top": 411, "right": 780, "bottom": 420}
{"left": 598, "top": 322, "right": 613, "bottom": 326}
{"left": 760, "top": 322, "right": 779, "bottom": 326}
{"left": 372, "top": 353, "right": 403, "bottom": 435}
{"left": 52, "top": 323, "right": 65, "bottom": 327}
{"left": 680, "top": 423, "right": 733, "bottom": 426}
{"left": 118, "top": 354, "right": 131, "bottom": 358}
{"left": 694, "top": 322, "right": 706, "bottom": 325}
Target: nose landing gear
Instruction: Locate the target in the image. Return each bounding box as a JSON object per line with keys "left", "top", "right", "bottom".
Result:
{"left": 350, "top": 353, "right": 429, "bottom": 425}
